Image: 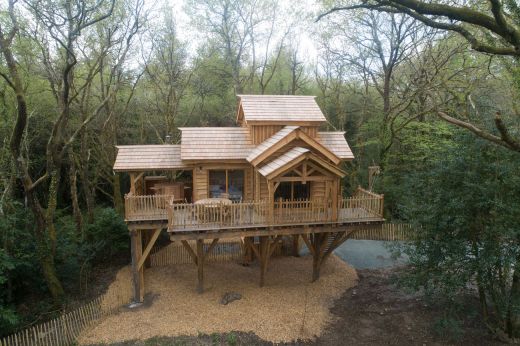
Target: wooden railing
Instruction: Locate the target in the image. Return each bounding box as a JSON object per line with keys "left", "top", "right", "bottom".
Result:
{"left": 167, "top": 194, "right": 384, "bottom": 231}
{"left": 124, "top": 193, "right": 173, "bottom": 221}
{"left": 349, "top": 187, "right": 384, "bottom": 217}
{"left": 124, "top": 189, "right": 384, "bottom": 228}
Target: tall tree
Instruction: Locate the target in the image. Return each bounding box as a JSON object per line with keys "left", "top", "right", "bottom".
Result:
{"left": 0, "top": 0, "right": 143, "bottom": 301}
{"left": 319, "top": 0, "right": 520, "bottom": 152}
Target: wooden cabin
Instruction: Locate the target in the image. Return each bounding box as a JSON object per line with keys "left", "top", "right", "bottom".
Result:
{"left": 114, "top": 95, "right": 384, "bottom": 303}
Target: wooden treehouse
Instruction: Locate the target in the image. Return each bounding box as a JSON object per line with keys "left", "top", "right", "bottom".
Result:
{"left": 113, "top": 95, "right": 384, "bottom": 303}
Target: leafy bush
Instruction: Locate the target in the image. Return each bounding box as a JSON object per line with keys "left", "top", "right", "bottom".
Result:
{"left": 84, "top": 207, "right": 129, "bottom": 262}
{"left": 396, "top": 131, "right": 520, "bottom": 339}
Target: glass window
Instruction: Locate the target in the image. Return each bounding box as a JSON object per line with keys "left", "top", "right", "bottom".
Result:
{"left": 209, "top": 170, "right": 226, "bottom": 198}
{"left": 208, "top": 169, "right": 244, "bottom": 201}
{"left": 274, "top": 181, "right": 311, "bottom": 201}
{"left": 228, "top": 170, "right": 244, "bottom": 201}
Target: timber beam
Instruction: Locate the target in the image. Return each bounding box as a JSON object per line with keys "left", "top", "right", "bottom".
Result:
{"left": 168, "top": 221, "right": 384, "bottom": 241}
{"left": 131, "top": 228, "right": 163, "bottom": 303}
{"left": 305, "top": 228, "right": 359, "bottom": 282}
{"left": 258, "top": 235, "right": 283, "bottom": 287}
{"left": 179, "top": 239, "right": 221, "bottom": 293}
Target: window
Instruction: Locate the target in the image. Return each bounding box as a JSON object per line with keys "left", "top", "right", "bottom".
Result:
{"left": 274, "top": 181, "right": 311, "bottom": 201}
{"left": 209, "top": 169, "right": 244, "bottom": 201}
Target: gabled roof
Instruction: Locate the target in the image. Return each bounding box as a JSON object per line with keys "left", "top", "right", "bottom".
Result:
{"left": 258, "top": 147, "right": 309, "bottom": 177}
{"left": 247, "top": 125, "right": 342, "bottom": 166}
{"left": 113, "top": 145, "right": 187, "bottom": 172}
{"left": 247, "top": 125, "right": 299, "bottom": 163}
{"left": 237, "top": 95, "right": 327, "bottom": 125}
{"left": 317, "top": 132, "right": 354, "bottom": 160}
{"left": 179, "top": 127, "right": 255, "bottom": 161}
{"left": 258, "top": 147, "right": 346, "bottom": 179}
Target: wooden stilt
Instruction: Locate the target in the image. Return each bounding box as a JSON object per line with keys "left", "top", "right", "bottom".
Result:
{"left": 259, "top": 236, "right": 271, "bottom": 287}
{"left": 197, "top": 239, "right": 204, "bottom": 293}
{"left": 136, "top": 230, "right": 144, "bottom": 301}
{"left": 310, "top": 230, "right": 353, "bottom": 282}
{"left": 241, "top": 237, "right": 253, "bottom": 264}
{"left": 292, "top": 234, "right": 300, "bottom": 257}
{"left": 311, "top": 233, "right": 325, "bottom": 282}
{"left": 143, "top": 231, "right": 152, "bottom": 268}
{"left": 130, "top": 230, "right": 143, "bottom": 303}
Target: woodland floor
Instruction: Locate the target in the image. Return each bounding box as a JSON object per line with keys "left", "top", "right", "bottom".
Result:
{"left": 82, "top": 267, "right": 501, "bottom": 346}
{"left": 78, "top": 255, "right": 358, "bottom": 345}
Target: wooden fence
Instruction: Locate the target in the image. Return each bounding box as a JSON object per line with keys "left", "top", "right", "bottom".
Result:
{"left": 149, "top": 239, "right": 289, "bottom": 266}
{"left": 349, "top": 223, "right": 413, "bottom": 241}
{"left": 0, "top": 280, "right": 132, "bottom": 346}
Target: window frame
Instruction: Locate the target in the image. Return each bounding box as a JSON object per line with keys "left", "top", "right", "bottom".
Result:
{"left": 208, "top": 169, "right": 245, "bottom": 201}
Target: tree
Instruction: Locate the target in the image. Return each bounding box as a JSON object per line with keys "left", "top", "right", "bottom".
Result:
{"left": 142, "top": 12, "right": 193, "bottom": 140}
{"left": 318, "top": 0, "right": 520, "bottom": 152}
{"left": 395, "top": 128, "right": 520, "bottom": 339}
{"left": 0, "top": 0, "right": 143, "bottom": 301}
{"left": 317, "top": 9, "right": 476, "bottom": 170}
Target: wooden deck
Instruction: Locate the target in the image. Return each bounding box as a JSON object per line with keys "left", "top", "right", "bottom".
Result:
{"left": 124, "top": 190, "right": 385, "bottom": 235}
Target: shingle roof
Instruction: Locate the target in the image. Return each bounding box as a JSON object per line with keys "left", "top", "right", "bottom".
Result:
{"left": 179, "top": 127, "right": 255, "bottom": 160}
{"left": 257, "top": 147, "right": 309, "bottom": 177}
{"left": 237, "top": 95, "right": 327, "bottom": 124}
{"left": 317, "top": 132, "right": 354, "bottom": 160}
{"left": 113, "top": 145, "right": 187, "bottom": 171}
{"left": 247, "top": 125, "right": 299, "bottom": 162}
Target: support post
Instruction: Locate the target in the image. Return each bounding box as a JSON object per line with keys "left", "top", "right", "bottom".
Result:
{"left": 143, "top": 231, "right": 152, "bottom": 268}
{"left": 130, "top": 230, "right": 144, "bottom": 303}
{"left": 242, "top": 237, "right": 254, "bottom": 264}
{"left": 259, "top": 236, "right": 271, "bottom": 287}
{"left": 197, "top": 239, "right": 204, "bottom": 294}
{"left": 292, "top": 235, "right": 300, "bottom": 257}
{"left": 311, "top": 233, "right": 321, "bottom": 282}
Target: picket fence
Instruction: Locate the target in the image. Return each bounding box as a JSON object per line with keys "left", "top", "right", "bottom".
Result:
{"left": 0, "top": 281, "right": 132, "bottom": 346}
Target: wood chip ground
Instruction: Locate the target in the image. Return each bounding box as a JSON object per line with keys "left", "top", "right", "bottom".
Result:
{"left": 78, "top": 255, "right": 357, "bottom": 344}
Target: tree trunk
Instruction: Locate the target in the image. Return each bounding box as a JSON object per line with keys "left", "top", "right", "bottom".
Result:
{"left": 113, "top": 173, "right": 124, "bottom": 215}
{"left": 80, "top": 128, "right": 95, "bottom": 223}
{"left": 68, "top": 148, "right": 83, "bottom": 236}
{"left": 1, "top": 27, "right": 65, "bottom": 301}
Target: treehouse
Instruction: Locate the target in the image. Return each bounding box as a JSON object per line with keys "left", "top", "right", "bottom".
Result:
{"left": 113, "top": 95, "right": 384, "bottom": 303}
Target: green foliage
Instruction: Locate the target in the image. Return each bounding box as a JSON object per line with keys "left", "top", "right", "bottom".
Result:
{"left": 395, "top": 131, "right": 520, "bottom": 338}
{"left": 433, "top": 315, "right": 463, "bottom": 342}
{"left": 84, "top": 208, "right": 129, "bottom": 262}
{"left": 0, "top": 248, "right": 19, "bottom": 333}
{"left": 226, "top": 332, "right": 237, "bottom": 346}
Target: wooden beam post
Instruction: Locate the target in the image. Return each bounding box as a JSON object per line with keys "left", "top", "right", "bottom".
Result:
{"left": 311, "top": 233, "right": 327, "bottom": 282}
{"left": 197, "top": 239, "right": 204, "bottom": 294}
{"left": 138, "top": 229, "right": 161, "bottom": 270}
{"left": 332, "top": 179, "right": 339, "bottom": 221}
{"left": 143, "top": 231, "right": 151, "bottom": 268}
{"left": 292, "top": 234, "right": 300, "bottom": 257}
{"left": 259, "top": 236, "right": 271, "bottom": 287}
{"left": 242, "top": 237, "right": 253, "bottom": 264}
{"left": 129, "top": 173, "right": 136, "bottom": 195}
{"left": 130, "top": 230, "right": 144, "bottom": 303}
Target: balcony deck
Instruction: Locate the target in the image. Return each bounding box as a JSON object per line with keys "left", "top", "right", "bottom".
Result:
{"left": 124, "top": 188, "right": 385, "bottom": 236}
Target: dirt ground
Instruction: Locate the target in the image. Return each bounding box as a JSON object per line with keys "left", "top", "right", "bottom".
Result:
{"left": 85, "top": 268, "right": 501, "bottom": 346}
{"left": 79, "top": 255, "right": 358, "bottom": 345}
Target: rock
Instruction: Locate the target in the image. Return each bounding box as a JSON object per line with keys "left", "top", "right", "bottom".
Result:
{"left": 220, "top": 292, "right": 242, "bottom": 305}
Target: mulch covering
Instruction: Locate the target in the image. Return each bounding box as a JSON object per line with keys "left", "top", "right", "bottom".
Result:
{"left": 78, "top": 255, "right": 358, "bottom": 344}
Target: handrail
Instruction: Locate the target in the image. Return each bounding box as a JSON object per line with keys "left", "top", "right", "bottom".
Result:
{"left": 167, "top": 195, "right": 383, "bottom": 231}
{"left": 125, "top": 194, "right": 173, "bottom": 221}
{"left": 125, "top": 193, "right": 384, "bottom": 227}
{"left": 351, "top": 187, "right": 384, "bottom": 217}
